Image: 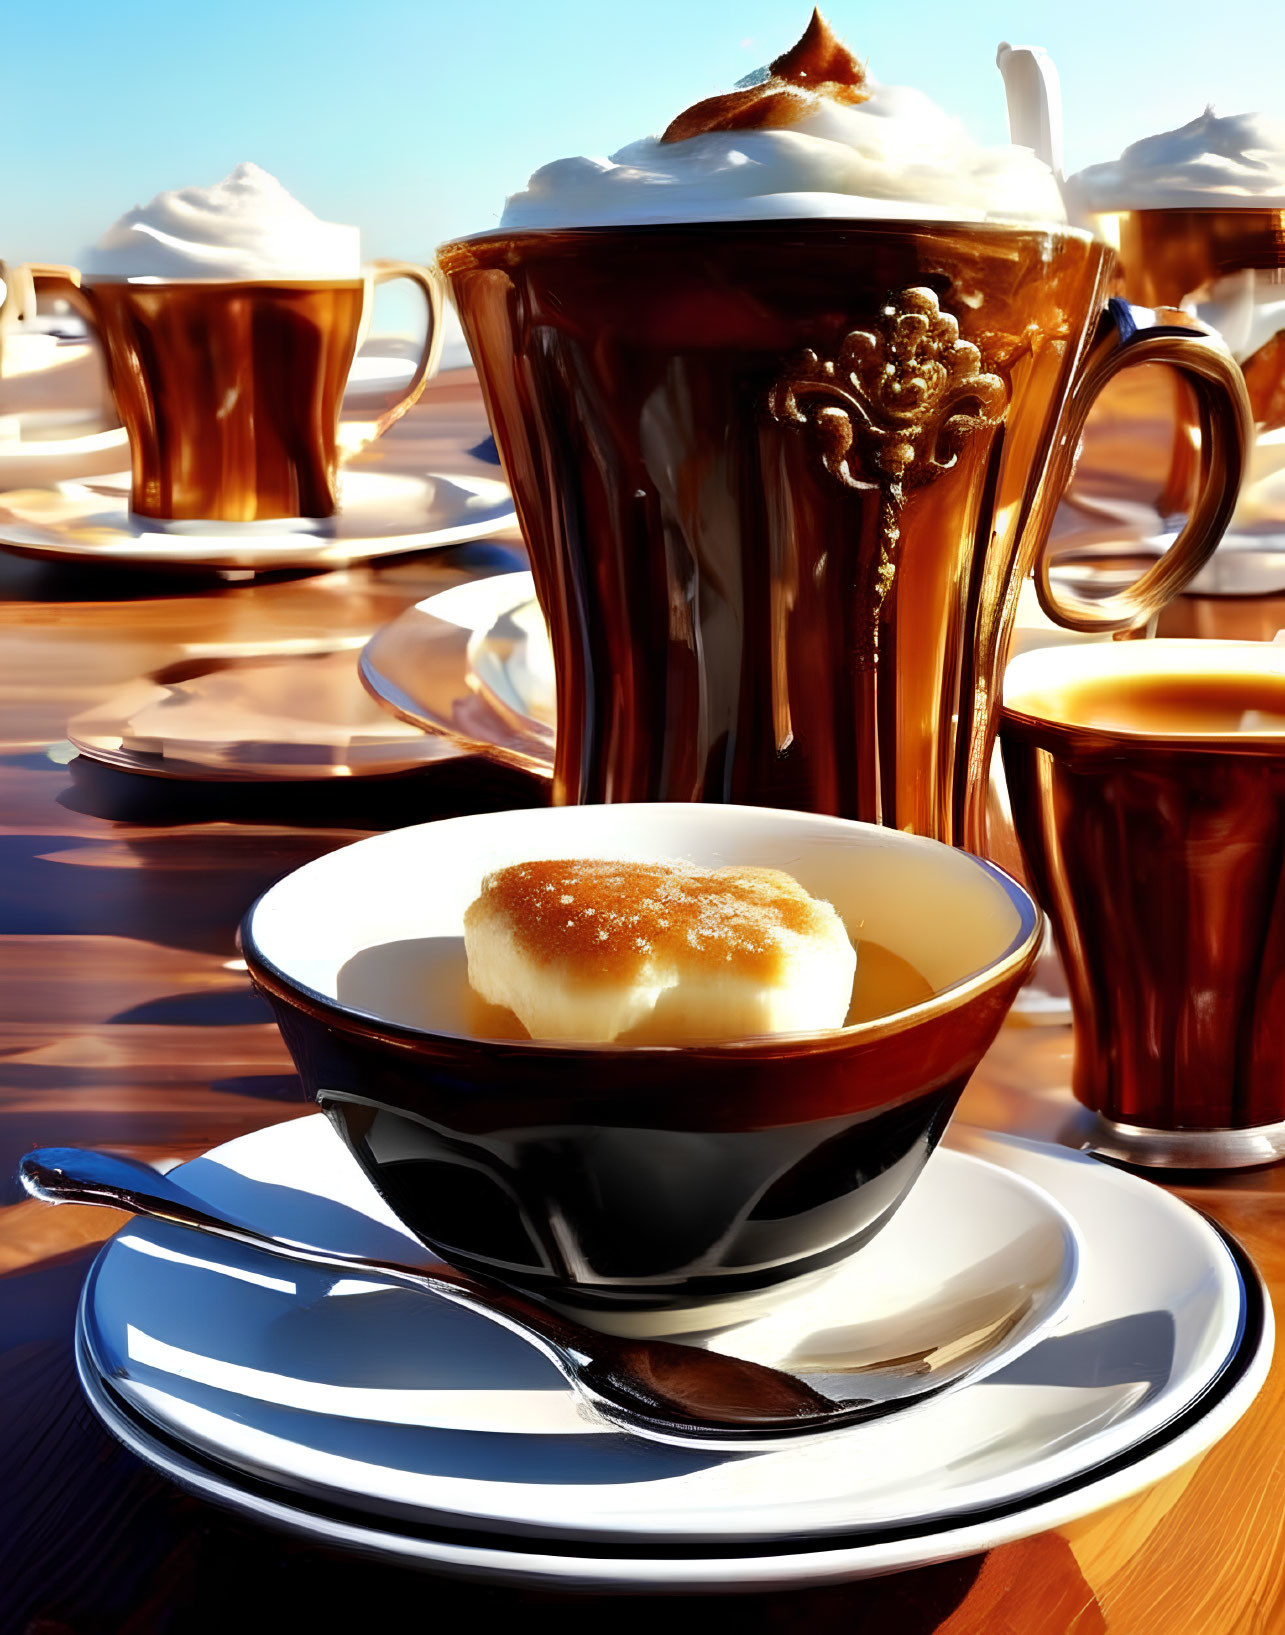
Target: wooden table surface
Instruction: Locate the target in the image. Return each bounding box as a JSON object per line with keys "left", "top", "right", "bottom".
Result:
{"left": 2, "top": 372, "right": 1283, "bottom": 1635}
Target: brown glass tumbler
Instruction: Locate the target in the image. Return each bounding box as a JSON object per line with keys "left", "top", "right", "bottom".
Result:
{"left": 1001, "top": 637, "right": 1285, "bottom": 1168}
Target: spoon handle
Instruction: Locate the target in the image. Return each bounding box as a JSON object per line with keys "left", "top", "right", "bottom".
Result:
{"left": 19, "top": 1146, "right": 845, "bottom": 1446}
{"left": 19, "top": 1144, "right": 589, "bottom": 1354}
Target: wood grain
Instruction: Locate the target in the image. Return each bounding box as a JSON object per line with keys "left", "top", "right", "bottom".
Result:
{"left": 0, "top": 371, "right": 1278, "bottom": 1634}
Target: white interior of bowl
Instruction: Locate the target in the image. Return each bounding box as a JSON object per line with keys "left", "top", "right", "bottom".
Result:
{"left": 246, "top": 805, "right": 1030, "bottom": 1042}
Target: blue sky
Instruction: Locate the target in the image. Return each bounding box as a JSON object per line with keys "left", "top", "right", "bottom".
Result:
{"left": 9, "top": 0, "right": 1284, "bottom": 266}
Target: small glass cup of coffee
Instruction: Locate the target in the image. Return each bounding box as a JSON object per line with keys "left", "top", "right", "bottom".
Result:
{"left": 1001, "top": 637, "right": 1285, "bottom": 1167}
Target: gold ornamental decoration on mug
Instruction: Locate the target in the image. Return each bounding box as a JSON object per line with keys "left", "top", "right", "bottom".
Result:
{"left": 768, "top": 286, "right": 1011, "bottom": 660}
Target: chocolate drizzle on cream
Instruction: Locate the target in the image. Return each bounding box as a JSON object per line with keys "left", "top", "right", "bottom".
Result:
{"left": 661, "top": 10, "right": 869, "bottom": 145}
{"left": 496, "top": 14, "right": 1067, "bottom": 231}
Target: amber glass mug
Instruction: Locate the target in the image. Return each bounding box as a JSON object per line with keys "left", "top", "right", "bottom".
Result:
{"left": 442, "top": 221, "right": 1250, "bottom": 844}
{"left": 1070, "top": 209, "right": 1285, "bottom": 560}
{"left": 1102, "top": 210, "right": 1285, "bottom": 431}
{"left": 31, "top": 263, "right": 444, "bottom": 523}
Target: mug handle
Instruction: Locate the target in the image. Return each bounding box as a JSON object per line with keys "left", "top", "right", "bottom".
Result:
{"left": 1033, "top": 299, "right": 1252, "bottom": 633}
{"left": 18, "top": 264, "right": 94, "bottom": 328}
{"left": 1, "top": 262, "right": 83, "bottom": 345}
{"left": 342, "top": 260, "right": 446, "bottom": 451}
{"left": 0, "top": 262, "right": 17, "bottom": 372}
{"left": 2, "top": 265, "right": 94, "bottom": 382}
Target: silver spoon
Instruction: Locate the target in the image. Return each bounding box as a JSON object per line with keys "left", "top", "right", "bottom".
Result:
{"left": 21, "top": 1145, "right": 944, "bottom": 1449}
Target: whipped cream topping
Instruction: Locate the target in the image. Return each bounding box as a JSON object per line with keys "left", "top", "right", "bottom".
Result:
{"left": 1070, "top": 110, "right": 1285, "bottom": 213}
{"left": 83, "top": 163, "right": 361, "bottom": 281}
{"left": 499, "top": 12, "right": 1066, "bottom": 230}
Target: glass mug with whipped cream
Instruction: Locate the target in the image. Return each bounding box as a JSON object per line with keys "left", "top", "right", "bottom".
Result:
{"left": 441, "top": 14, "right": 1250, "bottom": 844}
{"left": 1069, "top": 113, "right": 1285, "bottom": 553}
{"left": 35, "top": 165, "right": 444, "bottom": 525}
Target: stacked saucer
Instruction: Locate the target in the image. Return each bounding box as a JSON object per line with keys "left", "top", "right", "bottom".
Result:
{"left": 77, "top": 1113, "right": 1269, "bottom": 1590}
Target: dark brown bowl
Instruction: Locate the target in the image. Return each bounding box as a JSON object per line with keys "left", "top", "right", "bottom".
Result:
{"left": 242, "top": 804, "right": 1040, "bottom": 1329}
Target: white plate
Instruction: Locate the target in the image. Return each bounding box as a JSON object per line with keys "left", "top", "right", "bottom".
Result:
{"left": 66, "top": 648, "right": 455, "bottom": 781}
{"left": 0, "top": 423, "right": 130, "bottom": 488}
{"left": 0, "top": 331, "right": 126, "bottom": 484}
{"left": 0, "top": 467, "right": 515, "bottom": 574}
{"left": 360, "top": 571, "right": 554, "bottom": 773}
{"left": 359, "top": 573, "right": 1111, "bottom": 782}
{"left": 75, "top": 1117, "right": 1269, "bottom": 1587}
{"left": 78, "top": 1116, "right": 1079, "bottom": 1454}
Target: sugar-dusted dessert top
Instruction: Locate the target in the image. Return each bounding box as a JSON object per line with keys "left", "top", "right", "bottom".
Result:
{"left": 467, "top": 858, "right": 838, "bottom": 981}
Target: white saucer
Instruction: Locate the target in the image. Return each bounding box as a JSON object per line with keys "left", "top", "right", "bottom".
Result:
{"left": 75, "top": 1117, "right": 1269, "bottom": 1587}
{"left": 0, "top": 422, "right": 129, "bottom": 488}
{"left": 0, "top": 467, "right": 515, "bottom": 574}
{"left": 66, "top": 648, "right": 454, "bottom": 781}
{"left": 360, "top": 571, "right": 554, "bottom": 773}
{"left": 358, "top": 572, "right": 1113, "bottom": 789}
{"left": 0, "top": 330, "right": 125, "bottom": 485}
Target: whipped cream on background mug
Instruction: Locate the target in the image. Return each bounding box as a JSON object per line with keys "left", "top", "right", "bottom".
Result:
{"left": 1072, "top": 110, "right": 1285, "bottom": 216}
{"left": 34, "top": 165, "right": 444, "bottom": 525}
{"left": 83, "top": 162, "right": 362, "bottom": 283}
{"left": 440, "top": 11, "right": 1250, "bottom": 842}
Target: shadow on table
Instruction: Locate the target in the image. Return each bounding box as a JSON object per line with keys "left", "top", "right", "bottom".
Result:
{"left": 0, "top": 828, "right": 358, "bottom": 953}
{"left": 0, "top": 533, "right": 524, "bottom": 606}
{"left": 0, "top": 759, "right": 546, "bottom": 959}
{"left": 57, "top": 752, "right": 548, "bottom": 829}
{"left": 0, "top": 547, "right": 326, "bottom": 603}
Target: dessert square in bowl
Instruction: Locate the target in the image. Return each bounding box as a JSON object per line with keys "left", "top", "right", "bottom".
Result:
{"left": 242, "top": 803, "right": 1040, "bottom": 1326}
